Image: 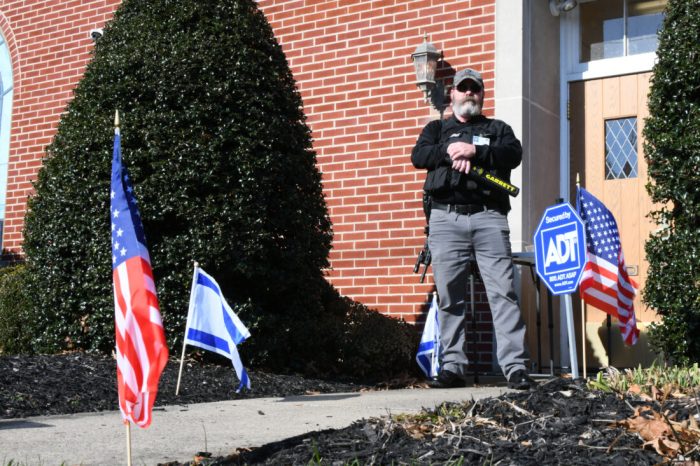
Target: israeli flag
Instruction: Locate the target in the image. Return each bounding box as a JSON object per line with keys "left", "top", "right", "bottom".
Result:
{"left": 416, "top": 293, "right": 441, "bottom": 379}
{"left": 185, "top": 267, "right": 251, "bottom": 392}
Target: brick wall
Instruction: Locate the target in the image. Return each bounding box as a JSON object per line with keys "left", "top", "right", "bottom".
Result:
{"left": 1, "top": 0, "right": 497, "bottom": 368}
{"left": 0, "top": 0, "right": 120, "bottom": 251}
{"left": 258, "top": 0, "right": 495, "bottom": 331}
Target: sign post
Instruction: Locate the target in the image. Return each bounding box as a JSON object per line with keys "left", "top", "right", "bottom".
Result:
{"left": 533, "top": 203, "right": 587, "bottom": 379}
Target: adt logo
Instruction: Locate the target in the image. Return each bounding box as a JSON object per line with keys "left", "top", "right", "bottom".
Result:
{"left": 542, "top": 227, "right": 581, "bottom": 272}
{"left": 533, "top": 203, "right": 587, "bottom": 295}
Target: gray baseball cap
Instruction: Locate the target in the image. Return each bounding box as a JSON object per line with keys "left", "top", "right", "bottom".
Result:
{"left": 453, "top": 68, "right": 484, "bottom": 89}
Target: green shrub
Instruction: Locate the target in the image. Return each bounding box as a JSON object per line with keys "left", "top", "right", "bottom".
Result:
{"left": 642, "top": 0, "right": 700, "bottom": 364}
{"left": 338, "top": 295, "right": 420, "bottom": 381}
{"left": 22, "top": 0, "right": 332, "bottom": 367}
{"left": 0, "top": 264, "right": 35, "bottom": 354}
{"left": 18, "top": 0, "right": 419, "bottom": 378}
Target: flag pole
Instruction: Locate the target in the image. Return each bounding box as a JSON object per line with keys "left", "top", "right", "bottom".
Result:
{"left": 176, "top": 261, "right": 199, "bottom": 395}
{"left": 576, "top": 174, "right": 587, "bottom": 380}
{"left": 117, "top": 109, "right": 133, "bottom": 466}
{"left": 125, "top": 422, "right": 132, "bottom": 466}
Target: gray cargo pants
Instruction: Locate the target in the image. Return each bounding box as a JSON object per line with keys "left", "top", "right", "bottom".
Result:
{"left": 428, "top": 207, "right": 529, "bottom": 379}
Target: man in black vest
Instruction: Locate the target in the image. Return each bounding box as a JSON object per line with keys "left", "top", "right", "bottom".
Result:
{"left": 411, "top": 68, "right": 534, "bottom": 390}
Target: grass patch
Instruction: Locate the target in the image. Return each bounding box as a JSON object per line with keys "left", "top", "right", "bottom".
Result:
{"left": 587, "top": 363, "right": 700, "bottom": 397}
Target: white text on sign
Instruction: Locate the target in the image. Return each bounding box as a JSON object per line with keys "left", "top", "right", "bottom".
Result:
{"left": 544, "top": 231, "right": 579, "bottom": 268}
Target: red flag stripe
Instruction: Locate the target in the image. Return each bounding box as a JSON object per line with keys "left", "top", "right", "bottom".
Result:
{"left": 580, "top": 281, "right": 621, "bottom": 319}
{"left": 114, "top": 257, "right": 167, "bottom": 428}
{"left": 581, "top": 276, "right": 634, "bottom": 314}
{"left": 583, "top": 260, "right": 619, "bottom": 286}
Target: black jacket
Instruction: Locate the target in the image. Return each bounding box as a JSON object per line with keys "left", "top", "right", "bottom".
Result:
{"left": 411, "top": 115, "right": 522, "bottom": 212}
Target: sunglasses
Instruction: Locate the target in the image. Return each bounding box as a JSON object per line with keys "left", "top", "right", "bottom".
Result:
{"left": 456, "top": 81, "right": 482, "bottom": 93}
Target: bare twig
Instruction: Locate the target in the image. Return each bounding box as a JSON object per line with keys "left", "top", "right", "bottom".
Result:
{"left": 467, "top": 399, "right": 479, "bottom": 417}
{"left": 580, "top": 445, "right": 641, "bottom": 451}
{"left": 499, "top": 399, "right": 535, "bottom": 417}
{"left": 513, "top": 414, "right": 554, "bottom": 430}
{"left": 606, "top": 432, "right": 624, "bottom": 453}
{"left": 692, "top": 387, "right": 700, "bottom": 418}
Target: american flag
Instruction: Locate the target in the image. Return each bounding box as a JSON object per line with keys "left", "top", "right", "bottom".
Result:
{"left": 111, "top": 124, "right": 168, "bottom": 427}
{"left": 576, "top": 186, "right": 639, "bottom": 345}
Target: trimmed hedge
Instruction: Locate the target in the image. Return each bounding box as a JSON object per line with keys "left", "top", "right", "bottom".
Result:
{"left": 0, "top": 265, "right": 34, "bottom": 354}
{"left": 642, "top": 0, "right": 700, "bottom": 364}
{"left": 22, "top": 0, "right": 332, "bottom": 368}
{"left": 15, "top": 0, "right": 420, "bottom": 380}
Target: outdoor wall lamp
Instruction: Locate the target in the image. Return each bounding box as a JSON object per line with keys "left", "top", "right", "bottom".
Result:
{"left": 411, "top": 34, "right": 442, "bottom": 104}
{"left": 549, "top": 0, "right": 578, "bottom": 16}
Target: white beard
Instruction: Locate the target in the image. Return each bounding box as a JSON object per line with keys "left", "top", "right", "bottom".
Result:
{"left": 453, "top": 99, "right": 482, "bottom": 119}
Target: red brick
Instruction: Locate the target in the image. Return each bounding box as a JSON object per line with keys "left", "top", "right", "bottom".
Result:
{"left": 3, "top": 0, "right": 499, "bottom": 336}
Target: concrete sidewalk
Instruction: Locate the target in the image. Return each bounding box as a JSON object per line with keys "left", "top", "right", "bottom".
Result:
{"left": 0, "top": 384, "right": 513, "bottom": 466}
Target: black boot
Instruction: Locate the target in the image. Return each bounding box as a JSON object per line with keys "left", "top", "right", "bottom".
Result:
{"left": 428, "top": 370, "right": 466, "bottom": 388}
{"left": 507, "top": 369, "right": 535, "bottom": 390}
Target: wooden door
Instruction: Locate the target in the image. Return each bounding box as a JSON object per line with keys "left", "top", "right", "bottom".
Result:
{"left": 569, "top": 73, "right": 657, "bottom": 366}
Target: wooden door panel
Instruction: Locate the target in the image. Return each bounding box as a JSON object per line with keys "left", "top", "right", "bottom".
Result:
{"left": 570, "top": 73, "right": 654, "bottom": 323}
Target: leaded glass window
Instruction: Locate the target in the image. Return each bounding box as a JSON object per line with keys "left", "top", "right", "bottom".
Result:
{"left": 605, "top": 117, "right": 638, "bottom": 179}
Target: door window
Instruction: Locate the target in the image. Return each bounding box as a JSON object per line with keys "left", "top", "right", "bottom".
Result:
{"left": 604, "top": 117, "right": 638, "bottom": 180}
{"left": 580, "top": 0, "right": 665, "bottom": 63}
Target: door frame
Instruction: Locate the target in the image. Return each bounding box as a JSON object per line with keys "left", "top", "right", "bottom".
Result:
{"left": 558, "top": 7, "right": 658, "bottom": 204}
{"left": 556, "top": 7, "right": 658, "bottom": 368}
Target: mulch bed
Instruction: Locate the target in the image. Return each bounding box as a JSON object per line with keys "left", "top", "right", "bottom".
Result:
{"left": 2, "top": 353, "right": 699, "bottom": 465}
{"left": 189, "top": 377, "right": 700, "bottom": 465}
{"left": 0, "top": 352, "right": 369, "bottom": 419}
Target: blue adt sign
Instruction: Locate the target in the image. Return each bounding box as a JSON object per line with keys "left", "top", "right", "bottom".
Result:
{"left": 533, "top": 203, "right": 587, "bottom": 295}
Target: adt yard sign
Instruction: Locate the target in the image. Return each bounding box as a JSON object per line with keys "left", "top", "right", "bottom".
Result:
{"left": 533, "top": 203, "right": 587, "bottom": 295}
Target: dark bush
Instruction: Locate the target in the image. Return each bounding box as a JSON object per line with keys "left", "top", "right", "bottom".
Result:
{"left": 332, "top": 289, "right": 420, "bottom": 381}
{"left": 22, "top": 0, "right": 332, "bottom": 368}
{"left": 0, "top": 264, "right": 36, "bottom": 354}
{"left": 642, "top": 0, "right": 700, "bottom": 364}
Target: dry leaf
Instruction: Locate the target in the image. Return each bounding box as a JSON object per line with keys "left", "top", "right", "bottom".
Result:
{"left": 618, "top": 408, "right": 671, "bottom": 441}
{"left": 643, "top": 436, "right": 681, "bottom": 456}
{"left": 627, "top": 384, "right": 642, "bottom": 395}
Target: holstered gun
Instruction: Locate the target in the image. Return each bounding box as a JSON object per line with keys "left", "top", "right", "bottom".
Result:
{"left": 413, "top": 226, "right": 431, "bottom": 283}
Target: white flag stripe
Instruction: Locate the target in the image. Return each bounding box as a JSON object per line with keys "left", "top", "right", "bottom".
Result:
{"left": 144, "top": 272, "right": 157, "bottom": 296}
{"left": 149, "top": 305, "right": 163, "bottom": 326}
{"left": 582, "top": 260, "right": 619, "bottom": 288}
{"left": 618, "top": 292, "right": 634, "bottom": 309}
{"left": 582, "top": 286, "right": 617, "bottom": 308}
{"left": 116, "top": 348, "right": 139, "bottom": 410}
{"left": 114, "top": 285, "right": 128, "bottom": 340}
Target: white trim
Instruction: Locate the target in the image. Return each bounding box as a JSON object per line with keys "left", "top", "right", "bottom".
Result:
{"left": 494, "top": 0, "right": 524, "bottom": 252}
{"left": 559, "top": 19, "right": 570, "bottom": 203}
{"left": 561, "top": 6, "right": 657, "bottom": 82}
{"left": 567, "top": 53, "right": 656, "bottom": 82}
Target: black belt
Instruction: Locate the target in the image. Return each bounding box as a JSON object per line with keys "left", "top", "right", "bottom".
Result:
{"left": 432, "top": 201, "right": 490, "bottom": 215}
